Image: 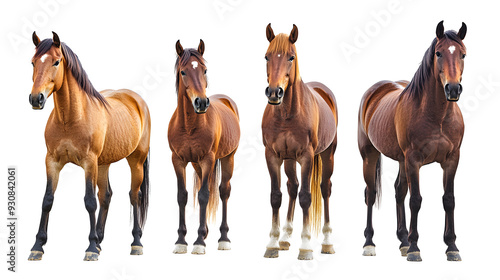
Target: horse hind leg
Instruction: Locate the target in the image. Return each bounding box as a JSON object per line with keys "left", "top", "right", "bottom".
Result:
{"left": 278, "top": 159, "right": 299, "bottom": 251}
{"left": 320, "top": 140, "right": 336, "bottom": 254}
{"left": 360, "top": 144, "right": 381, "bottom": 257}
{"left": 96, "top": 165, "right": 112, "bottom": 253}
{"left": 217, "top": 151, "right": 236, "bottom": 250}
{"left": 126, "top": 150, "right": 150, "bottom": 256}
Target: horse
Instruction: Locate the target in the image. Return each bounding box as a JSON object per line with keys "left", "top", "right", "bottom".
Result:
{"left": 27, "top": 32, "right": 151, "bottom": 261}
{"left": 358, "top": 21, "right": 467, "bottom": 262}
{"left": 262, "top": 24, "right": 338, "bottom": 260}
{"left": 168, "top": 39, "right": 240, "bottom": 255}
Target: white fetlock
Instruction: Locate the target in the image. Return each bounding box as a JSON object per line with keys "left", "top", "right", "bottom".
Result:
{"left": 191, "top": 245, "right": 206, "bottom": 255}
{"left": 173, "top": 244, "right": 187, "bottom": 254}
{"left": 218, "top": 241, "right": 231, "bottom": 250}
{"left": 363, "top": 245, "right": 376, "bottom": 256}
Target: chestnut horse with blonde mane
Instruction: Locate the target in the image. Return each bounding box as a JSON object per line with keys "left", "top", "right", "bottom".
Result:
{"left": 358, "top": 21, "right": 467, "bottom": 261}
{"left": 169, "top": 40, "right": 240, "bottom": 255}
{"left": 28, "top": 32, "right": 151, "bottom": 261}
{"left": 262, "top": 24, "right": 338, "bottom": 260}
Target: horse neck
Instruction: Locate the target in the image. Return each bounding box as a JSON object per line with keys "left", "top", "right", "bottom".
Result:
{"left": 418, "top": 73, "right": 454, "bottom": 123}
{"left": 276, "top": 74, "right": 307, "bottom": 119}
{"left": 52, "top": 67, "right": 91, "bottom": 124}
{"left": 175, "top": 86, "right": 207, "bottom": 130}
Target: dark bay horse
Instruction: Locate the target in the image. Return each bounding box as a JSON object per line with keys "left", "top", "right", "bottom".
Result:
{"left": 28, "top": 32, "right": 151, "bottom": 261}
{"left": 262, "top": 24, "right": 338, "bottom": 260}
{"left": 168, "top": 40, "right": 240, "bottom": 255}
{"left": 358, "top": 21, "right": 467, "bottom": 261}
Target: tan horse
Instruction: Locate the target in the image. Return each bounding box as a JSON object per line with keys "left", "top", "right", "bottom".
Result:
{"left": 358, "top": 21, "right": 467, "bottom": 261}
{"left": 262, "top": 24, "right": 338, "bottom": 260}
{"left": 168, "top": 40, "right": 240, "bottom": 255}
{"left": 28, "top": 32, "right": 151, "bottom": 261}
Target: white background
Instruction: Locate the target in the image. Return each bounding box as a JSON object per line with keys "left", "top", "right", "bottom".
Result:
{"left": 1, "top": 0, "right": 499, "bottom": 279}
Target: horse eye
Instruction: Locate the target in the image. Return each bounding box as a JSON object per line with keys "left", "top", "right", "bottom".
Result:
{"left": 204, "top": 69, "right": 207, "bottom": 74}
{"left": 462, "top": 54, "right": 466, "bottom": 59}
{"left": 181, "top": 71, "right": 186, "bottom": 76}
{"left": 288, "top": 56, "right": 295, "bottom": 62}
{"left": 435, "top": 51, "right": 442, "bottom": 58}
{"left": 31, "top": 62, "right": 34, "bottom": 67}
{"left": 53, "top": 60, "right": 60, "bottom": 66}
{"left": 265, "top": 56, "right": 269, "bottom": 61}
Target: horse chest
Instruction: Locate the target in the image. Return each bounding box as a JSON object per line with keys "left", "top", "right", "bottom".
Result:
{"left": 170, "top": 133, "right": 213, "bottom": 162}
{"left": 266, "top": 130, "right": 310, "bottom": 159}
{"left": 411, "top": 132, "right": 455, "bottom": 164}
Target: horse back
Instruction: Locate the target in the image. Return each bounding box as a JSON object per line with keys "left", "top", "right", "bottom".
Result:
{"left": 306, "top": 82, "right": 338, "bottom": 125}
{"left": 210, "top": 94, "right": 239, "bottom": 120}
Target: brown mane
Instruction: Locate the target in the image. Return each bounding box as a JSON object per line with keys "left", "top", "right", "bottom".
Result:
{"left": 34, "top": 39, "right": 109, "bottom": 107}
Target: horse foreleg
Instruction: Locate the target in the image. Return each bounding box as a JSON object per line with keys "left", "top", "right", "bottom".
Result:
{"left": 405, "top": 151, "right": 423, "bottom": 262}
{"left": 264, "top": 148, "right": 283, "bottom": 258}
{"left": 28, "top": 155, "right": 62, "bottom": 261}
{"left": 395, "top": 162, "right": 409, "bottom": 256}
{"left": 96, "top": 165, "right": 112, "bottom": 253}
{"left": 192, "top": 154, "right": 215, "bottom": 255}
{"left": 172, "top": 155, "right": 188, "bottom": 254}
{"left": 83, "top": 158, "right": 99, "bottom": 261}
{"left": 297, "top": 149, "right": 314, "bottom": 260}
{"left": 441, "top": 152, "right": 461, "bottom": 261}
{"left": 278, "top": 159, "right": 298, "bottom": 251}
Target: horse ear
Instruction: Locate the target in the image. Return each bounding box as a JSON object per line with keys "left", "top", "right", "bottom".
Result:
{"left": 198, "top": 39, "right": 205, "bottom": 56}
{"left": 52, "top": 31, "right": 61, "bottom": 48}
{"left": 458, "top": 22, "right": 467, "bottom": 40}
{"left": 32, "top": 31, "right": 40, "bottom": 47}
{"left": 436, "top": 20, "right": 445, "bottom": 39}
{"left": 289, "top": 24, "right": 298, "bottom": 44}
{"left": 266, "top": 23, "right": 275, "bottom": 42}
{"left": 176, "top": 40, "right": 184, "bottom": 57}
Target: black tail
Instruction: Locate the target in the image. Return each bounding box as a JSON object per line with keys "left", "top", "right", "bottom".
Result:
{"left": 375, "top": 155, "right": 382, "bottom": 208}
{"left": 138, "top": 152, "right": 150, "bottom": 229}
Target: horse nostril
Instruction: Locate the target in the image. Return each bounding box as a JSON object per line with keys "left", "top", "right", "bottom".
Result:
{"left": 277, "top": 87, "right": 284, "bottom": 98}
{"left": 194, "top": 97, "right": 201, "bottom": 109}
{"left": 265, "top": 87, "right": 271, "bottom": 97}
{"left": 38, "top": 93, "right": 45, "bottom": 105}
{"left": 29, "top": 94, "right": 33, "bottom": 105}
{"left": 444, "top": 84, "right": 450, "bottom": 93}
{"left": 458, "top": 84, "right": 463, "bottom": 94}
{"left": 206, "top": 97, "right": 210, "bottom": 107}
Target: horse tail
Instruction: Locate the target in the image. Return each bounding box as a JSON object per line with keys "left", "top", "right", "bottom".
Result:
{"left": 310, "top": 154, "right": 323, "bottom": 235}
{"left": 193, "top": 160, "right": 220, "bottom": 224}
{"left": 138, "top": 151, "right": 150, "bottom": 229}
{"left": 375, "top": 155, "right": 382, "bottom": 208}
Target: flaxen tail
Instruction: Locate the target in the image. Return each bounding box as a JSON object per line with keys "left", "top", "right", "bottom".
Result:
{"left": 193, "top": 160, "right": 220, "bottom": 224}
{"left": 310, "top": 154, "right": 322, "bottom": 235}
{"left": 138, "top": 152, "right": 150, "bottom": 229}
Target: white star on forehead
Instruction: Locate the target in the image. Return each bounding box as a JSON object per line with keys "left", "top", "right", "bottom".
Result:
{"left": 448, "top": 45, "right": 456, "bottom": 54}
{"left": 277, "top": 54, "right": 281, "bottom": 57}
{"left": 41, "top": 54, "right": 49, "bottom": 63}
{"left": 192, "top": 61, "right": 198, "bottom": 69}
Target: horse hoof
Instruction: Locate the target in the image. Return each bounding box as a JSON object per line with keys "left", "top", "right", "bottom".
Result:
{"left": 400, "top": 246, "right": 410, "bottom": 257}
{"left": 446, "top": 251, "right": 462, "bottom": 261}
{"left": 191, "top": 245, "right": 206, "bottom": 255}
{"left": 321, "top": 244, "right": 335, "bottom": 254}
{"left": 407, "top": 251, "right": 422, "bottom": 262}
{"left": 83, "top": 252, "right": 99, "bottom": 261}
{"left": 279, "top": 241, "right": 290, "bottom": 251}
{"left": 28, "top": 251, "right": 43, "bottom": 261}
{"left": 264, "top": 248, "right": 279, "bottom": 258}
{"left": 130, "top": 245, "right": 143, "bottom": 255}
{"left": 362, "top": 245, "right": 376, "bottom": 256}
{"left": 173, "top": 244, "right": 187, "bottom": 254}
{"left": 218, "top": 241, "right": 231, "bottom": 250}
{"left": 298, "top": 249, "right": 313, "bottom": 260}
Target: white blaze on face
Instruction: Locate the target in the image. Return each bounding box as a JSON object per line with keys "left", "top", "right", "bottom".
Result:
{"left": 448, "top": 45, "right": 456, "bottom": 54}
{"left": 40, "top": 54, "right": 49, "bottom": 63}
{"left": 192, "top": 61, "right": 198, "bottom": 69}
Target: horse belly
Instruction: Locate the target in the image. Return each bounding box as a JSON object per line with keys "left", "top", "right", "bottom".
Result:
{"left": 316, "top": 103, "right": 336, "bottom": 153}
{"left": 215, "top": 104, "right": 240, "bottom": 159}
{"left": 99, "top": 114, "right": 142, "bottom": 164}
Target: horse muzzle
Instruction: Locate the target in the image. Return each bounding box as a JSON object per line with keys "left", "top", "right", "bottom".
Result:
{"left": 29, "top": 93, "right": 46, "bottom": 109}
{"left": 265, "top": 86, "right": 284, "bottom": 105}
{"left": 193, "top": 97, "right": 210, "bottom": 114}
{"left": 445, "top": 83, "right": 462, "bottom": 102}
